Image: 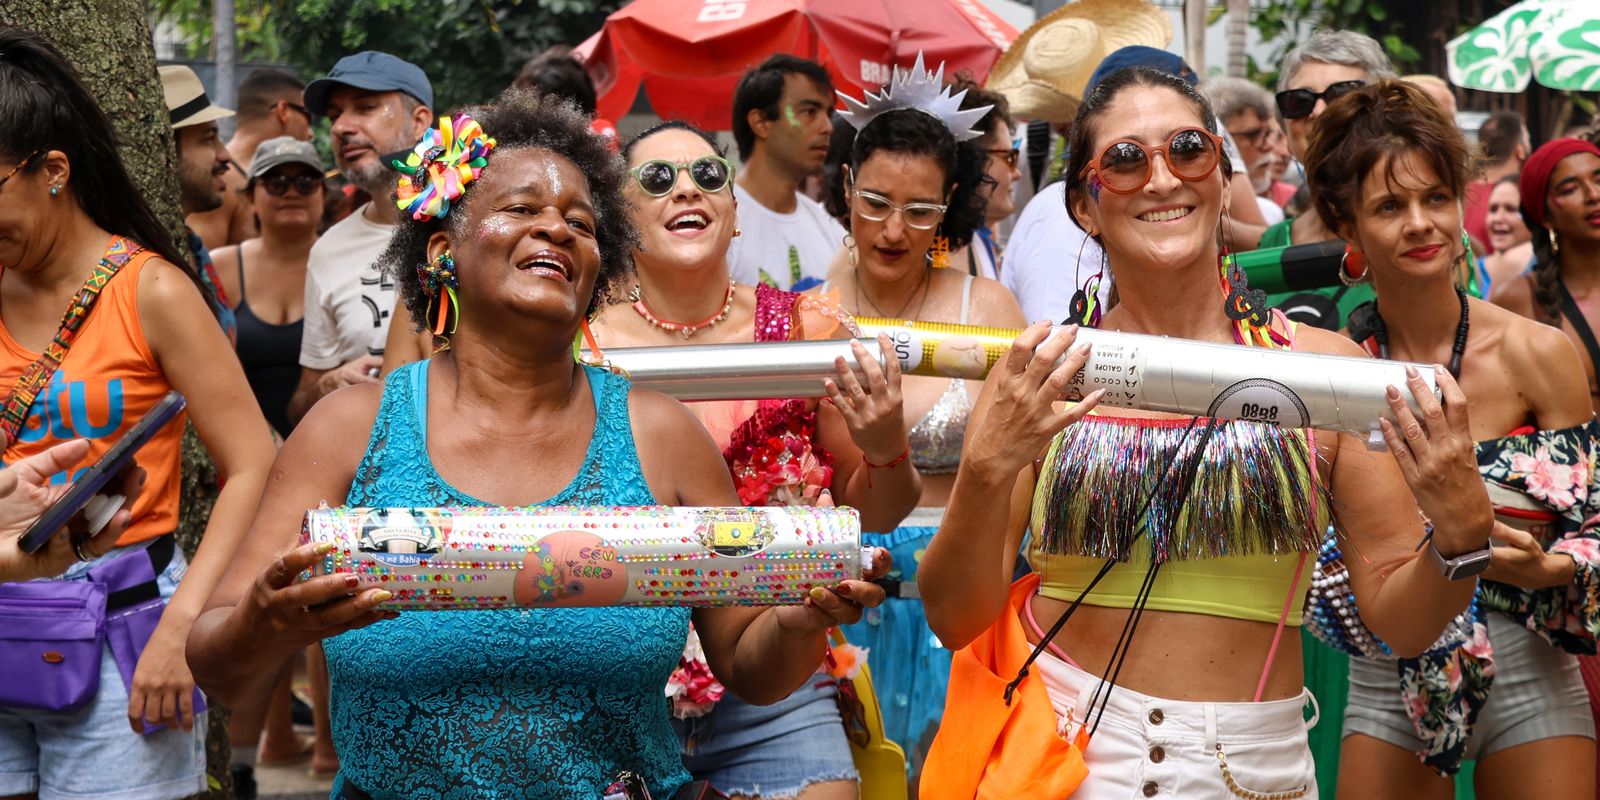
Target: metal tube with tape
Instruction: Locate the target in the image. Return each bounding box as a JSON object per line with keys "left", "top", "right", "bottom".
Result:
{"left": 595, "top": 318, "right": 1439, "bottom": 441}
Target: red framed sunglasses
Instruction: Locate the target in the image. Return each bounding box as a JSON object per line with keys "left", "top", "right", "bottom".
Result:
{"left": 1079, "top": 127, "right": 1224, "bottom": 194}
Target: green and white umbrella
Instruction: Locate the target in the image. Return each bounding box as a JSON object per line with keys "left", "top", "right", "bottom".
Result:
{"left": 1447, "top": 0, "right": 1600, "bottom": 93}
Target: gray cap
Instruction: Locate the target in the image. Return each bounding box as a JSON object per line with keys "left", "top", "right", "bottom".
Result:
{"left": 249, "top": 137, "right": 323, "bottom": 180}
{"left": 303, "top": 51, "right": 433, "bottom": 117}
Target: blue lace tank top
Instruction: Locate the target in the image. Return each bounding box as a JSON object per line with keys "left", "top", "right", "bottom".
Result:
{"left": 325, "top": 360, "right": 691, "bottom": 800}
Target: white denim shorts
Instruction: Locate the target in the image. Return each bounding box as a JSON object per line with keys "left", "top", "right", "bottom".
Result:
{"left": 1036, "top": 649, "right": 1320, "bottom": 799}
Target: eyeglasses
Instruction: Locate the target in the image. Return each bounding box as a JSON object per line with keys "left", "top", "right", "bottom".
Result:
{"left": 1079, "top": 127, "right": 1223, "bottom": 194}
{"left": 258, "top": 172, "right": 324, "bottom": 196}
{"left": 1226, "top": 124, "right": 1282, "bottom": 149}
{"left": 845, "top": 176, "right": 948, "bottom": 230}
{"left": 628, "top": 156, "right": 735, "bottom": 197}
{"left": 1274, "top": 80, "right": 1366, "bottom": 120}
{"left": 282, "top": 101, "right": 313, "bottom": 124}
{"left": 985, "top": 147, "right": 1019, "bottom": 169}
{"left": 0, "top": 150, "right": 42, "bottom": 193}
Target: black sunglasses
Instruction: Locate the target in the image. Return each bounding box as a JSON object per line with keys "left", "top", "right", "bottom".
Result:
{"left": 282, "top": 100, "right": 313, "bottom": 124}
{"left": 628, "top": 156, "right": 734, "bottom": 197}
{"left": 1275, "top": 80, "right": 1366, "bottom": 119}
{"left": 258, "top": 172, "right": 323, "bottom": 196}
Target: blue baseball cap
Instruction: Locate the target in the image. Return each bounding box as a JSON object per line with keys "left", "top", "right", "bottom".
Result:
{"left": 303, "top": 51, "right": 433, "bottom": 117}
{"left": 1083, "top": 45, "right": 1198, "bottom": 97}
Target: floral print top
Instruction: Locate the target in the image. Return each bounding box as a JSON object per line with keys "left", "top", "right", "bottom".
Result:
{"left": 1397, "top": 420, "right": 1600, "bottom": 774}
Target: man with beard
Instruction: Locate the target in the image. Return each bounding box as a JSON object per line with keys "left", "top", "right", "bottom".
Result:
{"left": 727, "top": 55, "right": 845, "bottom": 291}
{"left": 286, "top": 52, "right": 432, "bottom": 426}
{"left": 187, "top": 69, "right": 312, "bottom": 251}
{"left": 162, "top": 65, "right": 239, "bottom": 337}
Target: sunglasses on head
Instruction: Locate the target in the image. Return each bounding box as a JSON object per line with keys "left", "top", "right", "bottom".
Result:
{"left": 258, "top": 172, "right": 323, "bottom": 196}
{"left": 1079, "top": 127, "right": 1224, "bottom": 194}
{"left": 628, "top": 156, "right": 734, "bottom": 197}
{"left": 1275, "top": 80, "right": 1365, "bottom": 120}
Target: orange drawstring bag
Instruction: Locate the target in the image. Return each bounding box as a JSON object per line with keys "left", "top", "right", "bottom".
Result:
{"left": 919, "top": 574, "right": 1088, "bottom": 799}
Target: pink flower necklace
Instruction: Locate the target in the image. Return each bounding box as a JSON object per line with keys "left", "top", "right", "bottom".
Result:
{"left": 630, "top": 280, "right": 736, "bottom": 339}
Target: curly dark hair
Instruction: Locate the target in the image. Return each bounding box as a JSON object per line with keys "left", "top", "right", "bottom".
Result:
{"left": 1302, "top": 81, "right": 1471, "bottom": 243}
{"left": 821, "top": 109, "right": 988, "bottom": 250}
{"left": 1063, "top": 66, "right": 1231, "bottom": 233}
{"left": 381, "top": 88, "right": 637, "bottom": 331}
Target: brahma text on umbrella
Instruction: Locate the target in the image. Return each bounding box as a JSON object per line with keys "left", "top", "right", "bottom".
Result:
{"left": 698, "top": 0, "right": 747, "bottom": 23}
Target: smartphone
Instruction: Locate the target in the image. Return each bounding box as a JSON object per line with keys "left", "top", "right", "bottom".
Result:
{"left": 17, "top": 391, "right": 187, "bottom": 554}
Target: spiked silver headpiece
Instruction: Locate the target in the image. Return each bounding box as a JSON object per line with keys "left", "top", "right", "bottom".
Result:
{"left": 837, "top": 52, "right": 993, "bottom": 143}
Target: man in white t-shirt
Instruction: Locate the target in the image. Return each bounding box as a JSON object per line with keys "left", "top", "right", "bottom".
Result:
{"left": 727, "top": 55, "right": 846, "bottom": 291}
{"left": 285, "top": 51, "right": 434, "bottom": 426}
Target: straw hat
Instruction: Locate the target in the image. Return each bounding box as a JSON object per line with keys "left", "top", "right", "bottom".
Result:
{"left": 987, "top": 0, "right": 1172, "bottom": 124}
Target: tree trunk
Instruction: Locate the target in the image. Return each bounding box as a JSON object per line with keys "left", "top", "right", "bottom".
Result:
{"left": 1184, "top": 0, "right": 1207, "bottom": 77}
{"left": 1226, "top": 0, "right": 1248, "bottom": 77}
{"left": 0, "top": 4, "right": 232, "bottom": 797}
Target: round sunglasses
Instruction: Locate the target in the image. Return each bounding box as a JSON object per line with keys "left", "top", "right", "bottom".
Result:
{"left": 1275, "top": 80, "right": 1366, "bottom": 120}
{"left": 1079, "top": 127, "right": 1224, "bottom": 195}
{"left": 628, "top": 156, "right": 734, "bottom": 197}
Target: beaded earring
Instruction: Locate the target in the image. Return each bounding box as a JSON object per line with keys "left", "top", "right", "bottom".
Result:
{"left": 929, "top": 235, "right": 951, "bottom": 269}
{"left": 418, "top": 250, "right": 459, "bottom": 336}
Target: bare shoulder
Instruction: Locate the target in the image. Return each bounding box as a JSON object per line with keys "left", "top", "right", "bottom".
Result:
{"left": 625, "top": 383, "right": 732, "bottom": 503}
{"left": 134, "top": 257, "right": 216, "bottom": 327}
{"left": 287, "top": 382, "right": 383, "bottom": 458}
{"left": 967, "top": 275, "right": 1026, "bottom": 327}
{"left": 626, "top": 385, "right": 720, "bottom": 458}
{"left": 1490, "top": 273, "right": 1537, "bottom": 318}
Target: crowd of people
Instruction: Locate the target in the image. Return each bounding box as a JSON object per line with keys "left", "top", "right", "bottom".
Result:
{"left": 2, "top": 1, "right": 1600, "bottom": 798}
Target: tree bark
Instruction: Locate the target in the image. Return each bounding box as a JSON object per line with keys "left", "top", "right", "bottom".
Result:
{"left": 0, "top": 4, "right": 232, "bottom": 797}
{"left": 1226, "top": 0, "right": 1248, "bottom": 78}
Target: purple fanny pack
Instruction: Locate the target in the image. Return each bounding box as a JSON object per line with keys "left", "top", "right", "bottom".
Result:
{"left": 0, "top": 578, "right": 107, "bottom": 711}
{"left": 0, "top": 536, "right": 205, "bottom": 725}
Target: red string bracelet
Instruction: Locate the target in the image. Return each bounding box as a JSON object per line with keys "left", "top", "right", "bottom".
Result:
{"left": 861, "top": 446, "right": 910, "bottom": 488}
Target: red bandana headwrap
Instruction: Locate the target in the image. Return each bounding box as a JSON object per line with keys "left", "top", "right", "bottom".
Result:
{"left": 1520, "top": 137, "right": 1600, "bottom": 229}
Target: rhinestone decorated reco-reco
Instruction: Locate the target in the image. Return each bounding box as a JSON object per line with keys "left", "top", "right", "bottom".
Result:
{"left": 301, "top": 504, "right": 865, "bottom": 610}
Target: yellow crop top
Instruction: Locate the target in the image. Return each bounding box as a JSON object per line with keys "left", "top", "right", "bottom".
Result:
{"left": 1027, "top": 413, "right": 1329, "bottom": 625}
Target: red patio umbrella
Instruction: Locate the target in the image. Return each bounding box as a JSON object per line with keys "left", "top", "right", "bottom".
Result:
{"left": 575, "top": 0, "right": 1018, "bottom": 130}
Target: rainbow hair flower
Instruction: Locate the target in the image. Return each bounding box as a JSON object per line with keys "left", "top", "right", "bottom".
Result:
{"left": 393, "top": 113, "right": 496, "bottom": 222}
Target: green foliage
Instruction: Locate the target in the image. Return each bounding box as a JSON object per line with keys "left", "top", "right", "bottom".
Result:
{"left": 1245, "top": 0, "right": 1420, "bottom": 86}
{"left": 148, "top": 0, "right": 623, "bottom": 110}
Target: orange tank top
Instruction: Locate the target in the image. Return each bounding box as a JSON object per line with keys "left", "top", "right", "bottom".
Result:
{"left": 0, "top": 243, "right": 186, "bottom": 545}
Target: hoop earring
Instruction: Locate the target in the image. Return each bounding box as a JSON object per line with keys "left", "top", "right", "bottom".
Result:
{"left": 1338, "top": 246, "right": 1369, "bottom": 286}
{"left": 1069, "top": 234, "right": 1103, "bottom": 326}
{"left": 845, "top": 234, "right": 858, "bottom": 268}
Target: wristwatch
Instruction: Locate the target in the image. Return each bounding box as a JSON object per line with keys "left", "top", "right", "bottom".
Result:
{"left": 1426, "top": 534, "right": 1493, "bottom": 581}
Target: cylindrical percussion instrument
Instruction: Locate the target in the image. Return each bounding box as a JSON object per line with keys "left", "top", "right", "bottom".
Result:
{"left": 302, "top": 505, "right": 865, "bottom": 610}
{"left": 595, "top": 319, "right": 1438, "bottom": 440}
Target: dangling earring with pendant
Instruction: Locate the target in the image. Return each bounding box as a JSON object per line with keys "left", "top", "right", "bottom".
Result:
{"left": 845, "top": 234, "right": 858, "bottom": 267}
{"left": 930, "top": 235, "right": 951, "bottom": 269}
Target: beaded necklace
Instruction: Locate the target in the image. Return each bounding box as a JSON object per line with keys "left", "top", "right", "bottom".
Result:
{"left": 630, "top": 280, "right": 736, "bottom": 339}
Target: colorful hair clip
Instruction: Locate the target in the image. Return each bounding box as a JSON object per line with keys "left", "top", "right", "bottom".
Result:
{"left": 393, "top": 114, "right": 497, "bottom": 222}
